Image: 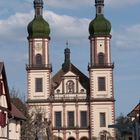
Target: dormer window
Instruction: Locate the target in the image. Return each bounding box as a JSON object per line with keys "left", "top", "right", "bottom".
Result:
{"left": 80, "top": 89, "right": 85, "bottom": 93}
{"left": 56, "top": 89, "right": 60, "bottom": 94}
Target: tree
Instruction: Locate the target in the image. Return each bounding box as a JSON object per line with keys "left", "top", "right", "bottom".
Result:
{"left": 27, "top": 107, "right": 52, "bottom": 140}
{"left": 9, "top": 88, "right": 30, "bottom": 139}
{"left": 115, "top": 114, "right": 133, "bottom": 140}
{"left": 10, "top": 88, "right": 62, "bottom": 140}
{"left": 10, "top": 88, "right": 52, "bottom": 140}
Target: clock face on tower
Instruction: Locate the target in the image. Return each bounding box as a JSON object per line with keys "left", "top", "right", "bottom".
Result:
{"left": 35, "top": 43, "right": 42, "bottom": 51}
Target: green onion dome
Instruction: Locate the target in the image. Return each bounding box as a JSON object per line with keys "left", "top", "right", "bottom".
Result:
{"left": 27, "top": 0, "right": 50, "bottom": 39}
{"left": 89, "top": 15, "right": 111, "bottom": 36}
{"left": 27, "top": 16, "right": 50, "bottom": 38}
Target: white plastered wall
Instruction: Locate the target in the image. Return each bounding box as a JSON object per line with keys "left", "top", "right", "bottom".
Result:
{"left": 54, "top": 71, "right": 87, "bottom": 95}
{"left": 52, "top": 102, "right": 89, "bottom": 139}
{"left": 9, "top": 120, "right": 21, "bottom": 140}
{"left": 90, "top": 68, "right": 113, "bottom": 98}
{"left": 91, "top": 37, "right": 111, "bottom": 64}
{"left": 28, "top": 69, "right": 51, "bottom": 99}
{"left": 91, "top": 102, "right": 115, "bottom": 138}
{"left": 29, "top": 38, "right": 49, "bottom": 65}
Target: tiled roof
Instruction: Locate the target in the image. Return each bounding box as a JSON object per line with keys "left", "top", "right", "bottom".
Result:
{"left": 0, "top": 104, "right": 26, "bottom": 120}
{"left": 127, "top": 103, "right": 140, "bottom": 117}
{"left": 10, "top": 103, "right": 26, "bottom": 120}
{"left": 0, "top": 62, "right": 26, "bottom": 120}
{"left": 0, "top": 106, "right": 9, "bottom": 112}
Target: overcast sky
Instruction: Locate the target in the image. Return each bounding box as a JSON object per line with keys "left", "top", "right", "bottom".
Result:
{"left": 0, "top": 0, "right": 140, "bottom": 116}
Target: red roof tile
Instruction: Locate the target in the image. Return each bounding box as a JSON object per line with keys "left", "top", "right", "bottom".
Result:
{"left": 10, "top": 103, "right": 26, "bottom": 120}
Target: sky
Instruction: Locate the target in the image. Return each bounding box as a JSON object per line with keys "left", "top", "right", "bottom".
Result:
{"left": 0, "top": 0, "right": 140, "bottom": 117}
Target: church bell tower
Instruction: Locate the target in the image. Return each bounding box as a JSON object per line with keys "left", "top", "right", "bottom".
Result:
{"left": 26, "top": 0, "right": 51, "bottom": 117}
{"left": 88, "top": 0, "right": 115, "bottom": 139}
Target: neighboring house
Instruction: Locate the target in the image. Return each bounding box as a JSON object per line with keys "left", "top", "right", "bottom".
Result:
{"left": 0, "top": 62, "right": 26, "bottom": 140}
{"left": 127, "top": 103, "right": 140, "bottom": 140}
{"left": 9, "top": 103, "right": 26, "bottom": 140}
{"left": 0, "top": 62, "right": 12, "bottom": 140}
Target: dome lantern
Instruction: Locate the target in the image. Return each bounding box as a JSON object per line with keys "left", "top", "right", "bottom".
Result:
{"left": 34, "top": 0, "right": 43, "bottom": 17}
{"left": 34, "top": 0, "right": 43, "bottom": 7}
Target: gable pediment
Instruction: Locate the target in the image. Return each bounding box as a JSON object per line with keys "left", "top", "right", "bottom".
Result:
{"left": 64, "top": 71, "right": 76, "bottom": 77}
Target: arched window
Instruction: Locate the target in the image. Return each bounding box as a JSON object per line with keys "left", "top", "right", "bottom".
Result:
{"left": 66, "top": 80, "right": 74, "bottom": 93}
{"left": 36, "top": 54, "right": 42, "bottom": 65}
{"left": 98, "top": 53, "right": 104, "bottom": 65}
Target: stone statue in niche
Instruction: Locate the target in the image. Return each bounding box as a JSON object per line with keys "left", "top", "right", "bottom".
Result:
{"left": 67, "top": 80, "right": 74, "bottom": 93}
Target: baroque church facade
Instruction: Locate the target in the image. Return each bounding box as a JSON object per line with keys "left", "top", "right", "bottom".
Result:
{"left": 26, "top": 0, "right": 115, "bottom": 139}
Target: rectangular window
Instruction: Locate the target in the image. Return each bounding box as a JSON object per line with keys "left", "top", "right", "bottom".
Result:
{"left": 55, "top": 112, "right": 61, "bottom": 128}
{"left": 100, "top": 112, "right": 106, "bottom": 127}
{"left": 98, "top": 77, "right": 106, "bottom": 91}
{"left": 35, "top": 78, "right": 43, "bottom": 92}
{"left": 68, "top": 111, "right": 74, "bottom": 128}
{"left": 80, "top": 111, "right": 87, "bottom": 128}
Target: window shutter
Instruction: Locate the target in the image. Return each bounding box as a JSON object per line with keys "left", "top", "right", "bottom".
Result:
{"left": 3, "top": 113, "right": 6, "bottom": 127}
{"left": 0, "top": 112, "right": 6, "bottom": 127}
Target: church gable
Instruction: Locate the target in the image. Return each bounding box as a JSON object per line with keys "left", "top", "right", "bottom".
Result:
{"left": 52, "top": 48, "right": 89, "bottom": 95}
{"left": 64, "top": 71, "right": 76, "bottom": 76}
{"left": 54, "top": 70, "right": 87, "bottom": 95}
